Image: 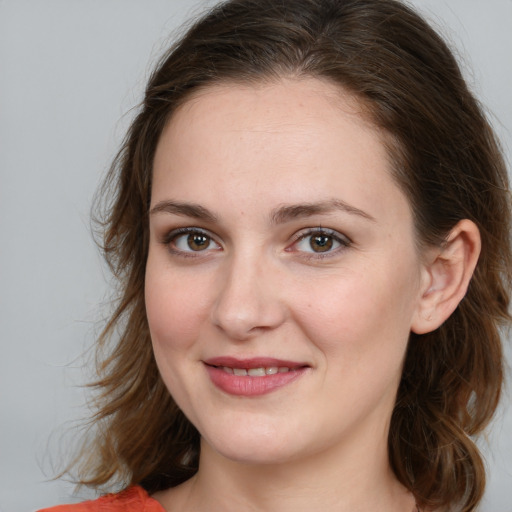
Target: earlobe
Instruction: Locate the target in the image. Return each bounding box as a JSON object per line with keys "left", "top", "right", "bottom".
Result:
{"left": 411, "top": 219, "right": 481, "bottom": 335}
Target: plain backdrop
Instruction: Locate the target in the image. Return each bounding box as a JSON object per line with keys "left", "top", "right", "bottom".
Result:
{"left": 0, "top": 1, "right": 511, "bottom": 511}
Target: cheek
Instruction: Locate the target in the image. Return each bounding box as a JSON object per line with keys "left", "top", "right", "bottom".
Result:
{"left": 144, "top": 262, "right": 211, "bottom": 351}
{"left": 293, "top": 261, "right": 419, "bottom": 361}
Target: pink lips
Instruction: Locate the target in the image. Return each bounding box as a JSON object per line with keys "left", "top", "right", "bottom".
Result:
{"left": 204, "top": 357, "right": 309, "bottom": 396}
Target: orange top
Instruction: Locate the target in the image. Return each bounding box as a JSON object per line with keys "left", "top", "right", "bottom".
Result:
{"left": 37, "top": 486, "right": 166, "bottom": 512}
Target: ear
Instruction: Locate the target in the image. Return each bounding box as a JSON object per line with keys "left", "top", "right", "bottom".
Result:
{"left": 411, "top": 219, "right": 481, "bottom": 334}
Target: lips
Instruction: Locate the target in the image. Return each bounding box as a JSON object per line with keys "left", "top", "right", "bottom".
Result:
{"left": 204, "top": 357, "right": 309, "bottom": 396}
{"left": 223, "top": 366, "right": 292, "bottom": 376}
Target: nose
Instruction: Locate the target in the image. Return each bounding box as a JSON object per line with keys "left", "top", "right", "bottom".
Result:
{"left": 210, "top": 253, "right": 287, "bottom": 340}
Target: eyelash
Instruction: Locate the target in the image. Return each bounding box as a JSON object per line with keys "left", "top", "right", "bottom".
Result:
{"left": 287, "top": 228, "right": 352, "bottom": 259}
{"left": 161, "top": 226, "right": 352, "bottom": 259}
{"left": 162, "top": 227, "right": 221, "bottom": 257}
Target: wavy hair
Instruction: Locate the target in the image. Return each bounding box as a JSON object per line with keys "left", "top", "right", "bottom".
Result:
{"left": 70, "top": 1, "right": 511, "bottom": 510}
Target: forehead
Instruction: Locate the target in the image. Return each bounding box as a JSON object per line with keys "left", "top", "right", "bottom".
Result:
{"left": 169, "top": 77, "right": 378, "bottom": 145}
{"left": 154, "top": 77, "right": 390, "bottom": 176}
{"left": 151, "top": 77, "right": 410, "bottom": 229}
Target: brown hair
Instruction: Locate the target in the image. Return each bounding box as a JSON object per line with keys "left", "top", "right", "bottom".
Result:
{"left": 73, "top": 1, "right": 511, "bottom": 510}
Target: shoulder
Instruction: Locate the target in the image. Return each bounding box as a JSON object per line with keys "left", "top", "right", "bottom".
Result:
{"left": 37, "top": 485, "right": 166, "bottom": 512}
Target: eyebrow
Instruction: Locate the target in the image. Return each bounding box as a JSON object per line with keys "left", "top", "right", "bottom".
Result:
{"left": 149, "top": 200, "right": 218, "bottom": 222}
{"left": 269, "top": 199, "right": 376, "bottom": 224}
{"left": 150, "top": 198, "right": 375, "bottom": 224}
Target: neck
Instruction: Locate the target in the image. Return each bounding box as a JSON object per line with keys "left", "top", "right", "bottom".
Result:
{"left": 155, "top": 426, "right": 416, "bottom": 512}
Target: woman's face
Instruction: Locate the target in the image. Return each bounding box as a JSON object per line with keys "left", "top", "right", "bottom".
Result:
{"left": 146, "top": 78, "right": 428, "bottom": 465}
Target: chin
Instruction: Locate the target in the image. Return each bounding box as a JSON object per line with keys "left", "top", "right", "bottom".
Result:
{"left": 203, "top": 427, "right": 301, "bottom": 466}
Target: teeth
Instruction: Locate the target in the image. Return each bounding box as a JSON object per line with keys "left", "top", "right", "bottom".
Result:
{"left": 221, "top": 366, "right": 292, "bottom": 376}
{"left": 248, "top": 367, "right": 266, "bottom": 377}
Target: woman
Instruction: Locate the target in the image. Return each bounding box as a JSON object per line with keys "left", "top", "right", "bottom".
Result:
{"left": 40, "top": 0, "right": 511, "bottom": 511}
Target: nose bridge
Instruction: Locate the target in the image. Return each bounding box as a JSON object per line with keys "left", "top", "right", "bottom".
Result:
{"left": 211, "top": 247, "right": 285, "bottom": 339}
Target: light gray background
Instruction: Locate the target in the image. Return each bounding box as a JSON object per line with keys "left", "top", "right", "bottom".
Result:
{"left": 1, "top": 1, "right": 511, "bottom": 511}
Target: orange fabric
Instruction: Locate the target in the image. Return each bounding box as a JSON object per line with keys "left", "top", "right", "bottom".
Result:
{"left": 37, "top": 486, "right": 166, "bottom": 512}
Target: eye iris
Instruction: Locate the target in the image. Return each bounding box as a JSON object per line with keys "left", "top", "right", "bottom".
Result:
{"left": 310, "top": 234, "right": 333, "bottom": 252}
{"left": 187, "top": 233, "right": 209, "bottom": 251}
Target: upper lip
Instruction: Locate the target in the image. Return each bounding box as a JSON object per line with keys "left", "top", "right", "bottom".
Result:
{"left": 204, "top": 356, "right": 309, "bottom": 370}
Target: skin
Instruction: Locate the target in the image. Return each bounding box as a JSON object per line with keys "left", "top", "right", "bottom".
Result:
{"left": 145, "top": 78, "right": 480, "bottom": 512}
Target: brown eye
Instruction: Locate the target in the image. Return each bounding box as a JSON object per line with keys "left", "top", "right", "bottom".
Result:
{"left": 310, "top": 234, "right": 333, "bottom": 252}
{"left": 290, "top": 228, "right": 350, "bottom": 257}
{"left": 187, "top": 233, "right": 210, "bottom": 251}
{"left": 169, "top": 229, "right": 221, "bottom": 254}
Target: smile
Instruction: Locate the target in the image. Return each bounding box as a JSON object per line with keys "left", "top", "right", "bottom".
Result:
{"left": 204, "top": 357, "right": 309, "bottom": 396}
{"left": 218, "top": 366, "right": 293, "bottom": 376}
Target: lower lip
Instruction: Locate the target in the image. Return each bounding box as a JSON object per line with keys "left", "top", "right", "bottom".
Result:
{"left": 205, "top": 365, "right": 307, "bottom": 396}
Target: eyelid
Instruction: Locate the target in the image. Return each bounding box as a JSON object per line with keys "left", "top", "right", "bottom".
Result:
{"left": 162, "top": 226, "right": 222, "bottom": 255}
{"left": 287, "top": 227, "right": 352, "bottom": 256}
{"left": 289, "top": 227, "right": 351, "bottom": 243}
{"left": 159, "top": 225, "right": 351, "bottom": 258}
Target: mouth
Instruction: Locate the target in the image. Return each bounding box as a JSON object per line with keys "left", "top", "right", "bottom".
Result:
{"left": 203, "top": 357, "right": 310, "bottom": 396}
{"left": 204, "top": 356, "right": 308, "bottom": 374}
{"left": 216, "top": 366, "right": 295, "bottom": 376}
